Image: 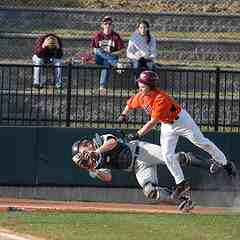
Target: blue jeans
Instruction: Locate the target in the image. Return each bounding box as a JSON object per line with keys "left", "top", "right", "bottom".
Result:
{"left": 131, "top": 59, "right": 155, "bottom": 81}
{"left": 95, "top": 49, "right": 118, "bottom": 88}
{"left": 32, "top": 55, "right": 63, "bottom": 86}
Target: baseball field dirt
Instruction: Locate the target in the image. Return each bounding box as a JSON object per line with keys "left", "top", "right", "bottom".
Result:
{"left": 0, "top": 197, "right": 238, "bottom": 215}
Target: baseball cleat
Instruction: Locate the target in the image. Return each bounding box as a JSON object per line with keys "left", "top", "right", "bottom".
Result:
{"left": 223, "top": 161, "right": 238, "bottom": 178}
{"left": 171, "top": 180, "right": 191, "bottom": 200}
{"left": 177, "top": 198, "right": 195, "bottom": 212}
{"left": 176, "top": 191, "right": 194, "bottom": 212}
{"left": 209, "top": 159, "right": 222, "bottom": 174}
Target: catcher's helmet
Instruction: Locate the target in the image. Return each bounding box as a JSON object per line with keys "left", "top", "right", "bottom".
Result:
{"left": 72, "top": 139, "right": 93, "bottom": 157}
{"left": 136, "top": 71, "right": 159, "bottom": 86}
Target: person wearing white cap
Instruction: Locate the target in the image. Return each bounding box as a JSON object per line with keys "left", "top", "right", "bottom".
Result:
{"left": 91, "top": 16, "right": 125, "bottom": 96}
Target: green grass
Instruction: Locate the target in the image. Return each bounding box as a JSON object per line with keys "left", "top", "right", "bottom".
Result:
{"left": 3, "top": 26, "right": 240, "bottom": 68}
{"left": 0, "top": 212, "right": 240, "bottom": 240}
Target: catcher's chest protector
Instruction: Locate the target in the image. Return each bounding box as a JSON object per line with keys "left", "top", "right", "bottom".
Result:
{"left": 96, "top": 142, "right": 133, "bottom": 170}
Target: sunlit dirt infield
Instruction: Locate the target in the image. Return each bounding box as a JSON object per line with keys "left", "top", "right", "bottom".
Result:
{"left": 0, "top": 198, "right": 238, "bottom": 215}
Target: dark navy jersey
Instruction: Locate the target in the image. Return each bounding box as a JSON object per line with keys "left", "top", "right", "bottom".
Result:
{"left": 94, "top": 134, "right": 133, "bottom": 170}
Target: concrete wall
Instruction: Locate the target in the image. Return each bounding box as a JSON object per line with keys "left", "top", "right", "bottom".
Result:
{"left": 1, "top": 33, "right": 240, "bottom": 63}
{"left": 0, "top": 186, "right": 239, "bottom": 206}
{"left": 0, "top": 126, "right": 239, "bottom": 190}
{"left": 1, "top": 7, "right": 240, "bottom": 33}
{"left": 0, "top": 126, "right": 239, "bottom": 205}
{"left": 0, "top": 8, "right": 240, "bottom": 62}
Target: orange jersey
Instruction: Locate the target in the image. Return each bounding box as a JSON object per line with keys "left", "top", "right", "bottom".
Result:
{"left": 127, "top": 89, "right": 181, "bottom": 123}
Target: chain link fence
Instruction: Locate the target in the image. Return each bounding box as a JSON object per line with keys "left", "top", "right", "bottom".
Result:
{"left": 0, "top": 1, "right": 240, "bottom": 66}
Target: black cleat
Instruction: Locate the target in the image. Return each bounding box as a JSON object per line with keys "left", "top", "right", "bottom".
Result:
{"left": 171, "top": 180, "right": 191, "bottom": 200}
{"left": 209, "top": 159, "right": 222, "bottom": 174}
{"left": 223, "top": 161, "right": 238, "bottom": 177}
{"left": 177, "top": 197, "right": 194, "bottom": 212}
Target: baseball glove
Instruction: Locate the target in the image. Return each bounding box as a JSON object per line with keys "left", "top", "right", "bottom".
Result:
{"left": 72, "top": 151, "right": 98, "bottom": 171}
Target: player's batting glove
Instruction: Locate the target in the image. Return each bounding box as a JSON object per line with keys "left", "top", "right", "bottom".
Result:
{"left": 127, "top": 133, "right": 140, "bottom": 142}
{"left": 117, "top": 114, "right": 128, "bottom": 123}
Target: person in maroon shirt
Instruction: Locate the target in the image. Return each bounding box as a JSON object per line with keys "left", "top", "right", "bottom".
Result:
{"left": 32, "top": 33, "right": 63, "bottom": 89}
{"left": 91, "top": 16, "right": 125, "bottom": 95}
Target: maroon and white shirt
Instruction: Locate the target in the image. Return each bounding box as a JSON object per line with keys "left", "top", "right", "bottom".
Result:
{"left": 34, "top": 34, "right": 63, "bottom": 59}
{"left": 91, "top": 31, "right": 125, "bottom": 53}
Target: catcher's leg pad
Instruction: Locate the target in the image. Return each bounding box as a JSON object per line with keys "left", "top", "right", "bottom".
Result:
{"left": 177, "top": 152, "right": 210, "bottom": 170}
{"left": 143, "top": 182, "right": 171, "bottom": 201}
{"left": 177, "top": 152, "right": 191, "bottom": 167}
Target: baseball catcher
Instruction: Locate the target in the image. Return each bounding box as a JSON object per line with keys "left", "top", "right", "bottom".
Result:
{"left": 71, "top": 133, "right": 217, "bottom": 212}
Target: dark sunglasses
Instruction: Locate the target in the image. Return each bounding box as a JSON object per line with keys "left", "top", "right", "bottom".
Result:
{"left": 103, "top": 22, "right": 112, "bottom": 25}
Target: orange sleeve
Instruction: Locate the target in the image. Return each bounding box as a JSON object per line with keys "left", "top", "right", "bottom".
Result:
{"left": 127, "top": 93, "right": 143, "bottom": 109}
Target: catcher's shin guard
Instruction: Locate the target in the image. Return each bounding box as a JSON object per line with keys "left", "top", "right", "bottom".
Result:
{"left": 143, "top": 183, "right": 171, "bottom": 201}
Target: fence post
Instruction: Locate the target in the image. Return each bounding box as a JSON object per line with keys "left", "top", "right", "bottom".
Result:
{"left": 66, "top": 62, "right": 72, "bottom": 127}
{"left": 214, "top": 67, "right": 220, "bottom": 131}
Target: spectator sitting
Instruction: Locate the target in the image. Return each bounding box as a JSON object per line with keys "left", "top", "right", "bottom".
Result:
{"left": 32, "top": 33, "right": 63, "bottom": 89}
{"left": 127, "top": 20, "right": 157, "bottom": 81}
{"left": 91, "top": 16, "right": 125, "bottom": 96}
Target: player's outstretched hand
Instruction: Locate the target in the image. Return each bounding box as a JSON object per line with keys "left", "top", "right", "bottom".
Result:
{"left": 117, "top": 114, "right": 128, "bottom": 123}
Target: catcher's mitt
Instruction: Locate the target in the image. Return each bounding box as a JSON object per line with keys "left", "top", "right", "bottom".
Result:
{"left": 72, "top": 151, "right": 98, "bottom": 170}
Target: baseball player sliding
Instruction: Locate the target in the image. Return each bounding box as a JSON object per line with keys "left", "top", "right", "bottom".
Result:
{"left": 72, "top": 132, "right": 216, "bottom": 212}
{"left": 117, "top": 70, "right": 238, "bottom": 201}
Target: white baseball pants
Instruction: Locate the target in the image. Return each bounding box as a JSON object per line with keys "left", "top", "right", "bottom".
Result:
{"left": 160, "top": 109, "right": 227, "bottom": 184}
{"left": 130, "top": 141, "right": 173, "bottom": 201}
{"left": 129, "top": 141, "right": 174, "bottom": 187}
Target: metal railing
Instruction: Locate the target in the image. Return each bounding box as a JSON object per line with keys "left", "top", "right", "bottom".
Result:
{"left": 0, "top": 63, "right": 240, "bottom": 132}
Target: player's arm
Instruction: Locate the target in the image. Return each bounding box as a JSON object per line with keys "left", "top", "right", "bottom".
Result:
{"left": 121, "top": 105, "right": 130, "bottom": 116}
{"left": 118, "top": 95, "right": 141, "bottom": 120}
{"left": 127, "top": 118, "right": 159, "bottom": 141}
{"left": 117, "top": 105, "right": 130, "bottom": 123}
{"left": 89, "top": 169, "right": 112, "bottom": 182}
{"left": 95, "top": 137, "right": 118, "bottom": 155}
{"left": 137, "top": 117, "right": 159, "bottom": 137}
{"left": 118, "top": 93, "right": 142, "bottom": 123}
